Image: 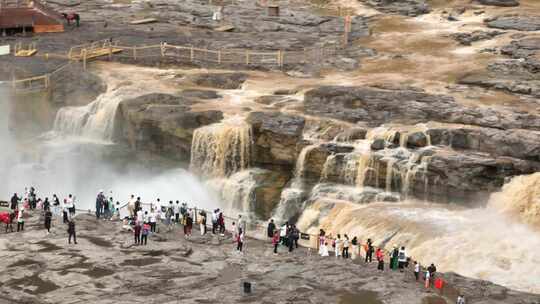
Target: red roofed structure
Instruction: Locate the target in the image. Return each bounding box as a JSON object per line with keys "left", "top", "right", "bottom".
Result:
{"left": 0, "top": 0, "right": 64, "bottom": 34}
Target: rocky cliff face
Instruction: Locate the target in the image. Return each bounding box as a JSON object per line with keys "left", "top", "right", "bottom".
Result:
{"left": 115, "top": 93, "right": 223, "bottom": 163}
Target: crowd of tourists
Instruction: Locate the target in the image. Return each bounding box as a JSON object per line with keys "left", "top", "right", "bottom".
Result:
{"left": 1, "top": 186, "right": 466, "bottom": 303}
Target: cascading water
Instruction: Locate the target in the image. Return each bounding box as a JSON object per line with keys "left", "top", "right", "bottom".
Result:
{"left": 2, "top": 71, "right": 220, "bottom": 211}
{"left": 296, "top": 172, "right": 540, "bottom": 293}
{"left": 52, "top": 87, "right": 127, "bottom": 142}
{"left": 271, "top": 144, "right": 318, "bottom": 222}
{"left": 190, "top": 117, "right": 252, "bottom": 178}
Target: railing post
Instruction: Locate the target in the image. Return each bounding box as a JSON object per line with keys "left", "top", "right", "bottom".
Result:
{"left": 133, "top": 47, "right": 137, "bottom": 60}
{"left": 245, "top": 50, "right": 250, "bottom": 65}
{"left": 190, "top": 46, "right": 194, "bottom": 62}
{"left": 160, "top": 42, "right": 165, "bottom": 57}
{"left": 45, "top": 74, "right": 50, "bottom": 88}
{"left": 82, "top": 49, "right": 87, "bottom": 70}
{"left": 277, "top": 50, "right": 281, "bottom": 67}
{"left": 108, "top": 45, "right": 113, "bottom": 60}
{"left": 218, "top": 50, "right": 222, "bottom": 64}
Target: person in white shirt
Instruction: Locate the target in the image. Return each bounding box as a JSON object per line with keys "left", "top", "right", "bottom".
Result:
{"left": 17, "top": 207, "right": 25, "bottom": 231}
{"left": 127, "top": 195, "right": 136, "bottom": 218}
{"left": 212, "top": 210, "right": 219, "bottom": 234}
{"left": 149, "top": 210, "right": 157, "bottom": 232}
{"left": 342, "top": 234, "right": 350, "bottom": 258}
{"left": 398, "top": 246, "right": 408, "bottom": 271}
{"left": 335, "top": 235, "right": 341, "bottom": 258}
{"left": 414, "top": 261, "right": 420, "bottom": 281}
{"left": 320, "top": 242, "right": 329, "bottom": 257}
{"left": 456, "top": 295, "right": 466, "bottom": 304}
{"left": 136, "top": 209, "right": 144, "bottom": 225}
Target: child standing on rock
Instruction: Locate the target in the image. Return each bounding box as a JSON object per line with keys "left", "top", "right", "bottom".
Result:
{"left": 141, "top": 223, "right": 150, "bottom": 245}
{"left": 68, "top": 219, "right": 77, "bottom": 244}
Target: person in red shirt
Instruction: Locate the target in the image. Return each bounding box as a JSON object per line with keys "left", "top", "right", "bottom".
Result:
{"left": 272, "top": 230, "right": 280, "bottom": 255}
{"left": 376, "top": 248, "right": 384, "bottom": 271}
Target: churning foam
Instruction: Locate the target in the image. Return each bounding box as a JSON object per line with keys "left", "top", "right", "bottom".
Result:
{"left": 296, "top": 173, "right": 540, "bottom": 293}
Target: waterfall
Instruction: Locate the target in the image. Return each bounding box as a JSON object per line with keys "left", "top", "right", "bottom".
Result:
{"left": 271, "top": 144, "right": 318, "bottom": 222}
{"left": 488, "top": 172, "right": 540, "bottom": 229}
{"left": 296, "top": 198, "right": 540, "bottom": 293}
{"left": 207, "top": 169, "right": 259, "bottom": 218}
{"left": 190, "top": 118, "right": 252, "bottom": 178}
{"left": 53, "top": 89, "right": 125, "bottom": 142}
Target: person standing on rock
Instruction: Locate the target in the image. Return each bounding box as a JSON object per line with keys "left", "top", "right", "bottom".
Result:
{"left": 16, "top": 207, "right": 25, "bottom": 232}
{"left": 218, "top": 212, "right": 225, "bottom": 236}
{"left": 135, "top": 197, "right": 142, "bottom": 214}
{"left": 398, "top": 246, "right": 408, "bottom": 271}
{"left": 282, "top": 222, "right": 290, "bottom": 246}
{"left": 318, "top": 229, "right": 326, "bottom": 255}
{"left": 134, "top": 223, "right": 141, "bottom": 245}
{"left": 237, "top": 215, "right": 246, "bottom": 235}
{"left": 62, "top": 199, "right": 69, "bottom": 224}
{"left": 287, "top": 226, "right": 295, "bottom": 253}
{"left": 427, "top": 263, "right": 437, "bottom": 284}
{"left": 67, "top": 219, "right": 77, "bottom": 244}
{"left": 127, "top": 195, "right": 136, "bottom": 218}
{"left": 365, "top": 238, "right": 374, "bottom": 263}
{"left": 343, "top": 235, "right": 351, "bottom": 258}
{"left": 95, "top": 191, "right": 105, "bottom": 219}
{"left": 320, "top": 242, "right": 329, "bottom": 257}
{"left": 267, "top": 219, "right": 276, "bottom": 239}
{"left": 186, "top": 213, "right": 193, "bottom": 237}
{"left": 10, "top": 193, "right": 20, "bottom": 211}
{"left": 43, "top": 197, "right": 50, "bottom": 212}
{"left": 149, "top": 209, "right": 157, "bottom": 233}
{"left": 174, "top": 201, "right": 180, "bottom": 224}
{"left": 212, "top": 209, "right": 219, "bottom": 234}
{"left": 198, "top": 211, "right": 206, "bottom": 235}
{"left": 334, "top": 234, "right": 342, "bottom": 258}
{"left": 351, "top": 236, "right": 358, "bottom": 259}
{"left": 236, "top": 228, "right": 244, "bottom": 253}
{"left": 414, "top": 261, "right": 420, "bottom": 281}
{"left": 44, "top": 207, "right": 52, "bottom": 234}
{"left": 141, "top": 223, "right": 150, "bottom": 245}
{"left": 390, "top": 246, "right": 399, "bottom": 270}
{"left": 52, "top": 194, "right": 60, "bottom": 217}
{"left": 67, "top": 194, "right": 76, "bottom": 218}
{"left": 272, "top": 230, "right": 280, "bottom": 255}
{"left": 376, "top": 247, "right": 384, "bottom": 271}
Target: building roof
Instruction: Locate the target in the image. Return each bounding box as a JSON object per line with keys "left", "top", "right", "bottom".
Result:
{"left": 0, "top": 5, "right": 63, "bottom": 29}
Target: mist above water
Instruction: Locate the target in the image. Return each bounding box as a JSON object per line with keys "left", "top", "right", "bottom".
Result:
{"left": 0, "top": 86, "right": 220, "bottom": 211}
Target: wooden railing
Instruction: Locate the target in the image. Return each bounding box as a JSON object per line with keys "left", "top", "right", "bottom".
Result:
{"left": 10, "top": 62, "right": 71, "bottom": 93}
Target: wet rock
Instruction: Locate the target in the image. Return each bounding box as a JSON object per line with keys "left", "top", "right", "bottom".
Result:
{"left": 406, "top": 131, "right": 428, "bottom": 148}
{"left": 211, "top": 168, "right": 290, "bottom": 219}
{"left": 486, "top": 15, "right": 540, "bottom": 31}
{"left": 427, "top": 126, "right": 540, "bottom": 161}
{"left": 273, "top": 89, "right": 298, "bottom": 95}
{"left": 335, "top": 127, "right": 368, "bottom": 142}
{"left": 115, "top": 93, "right": 223, "bottom": 162}
{"left": 187, "top": 73, "right": 248, "bottom": 89}
{"left": 180, "top": 89, "right": 221, "bottom": 100}
{"left": 476, "top": 0, "right": 519, "bottom": 7}
{"left": 371, "top": 138, "right": 387, "bottom": 150}
{"left": 450, "top": 30, "right": 503, "bottom": 46}
{"left": 247, "top": 111, "right": 306, "bottom": 167}
{"left": 303, "top": 118, "right": 356, "bottom": 141}
{"left": 303, "top": 85, "right": 540, "bottom": 130}
{"left": 458, "top": 59, "right": 540, "bottom": 98}
{"left": 361, "top": 0, "right": 431, "bottom": 16}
